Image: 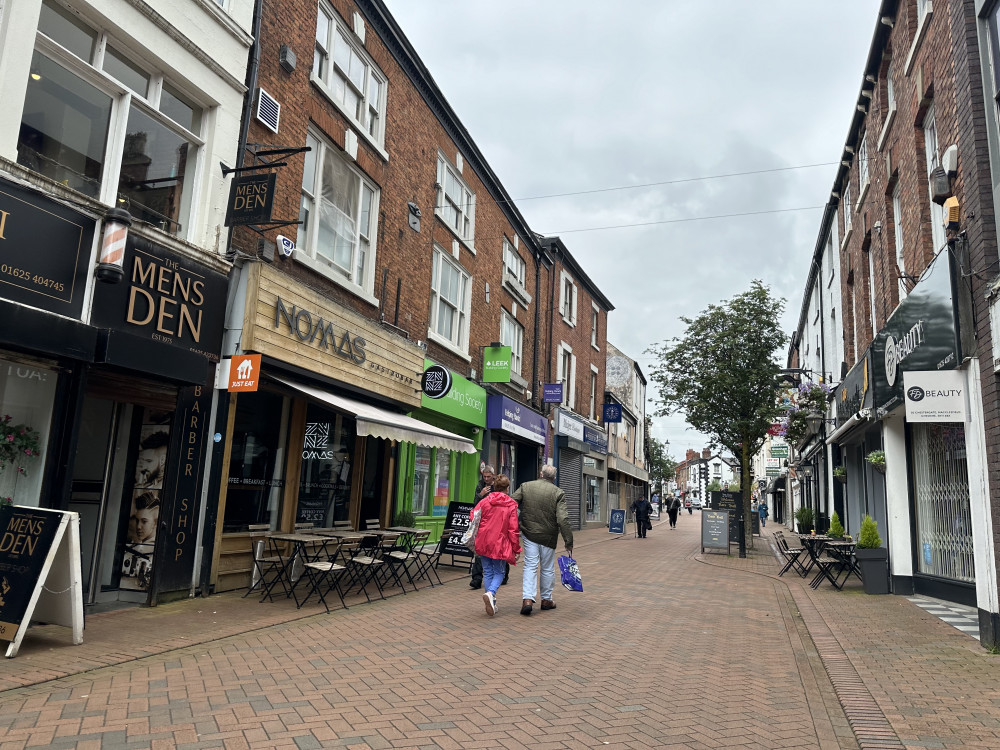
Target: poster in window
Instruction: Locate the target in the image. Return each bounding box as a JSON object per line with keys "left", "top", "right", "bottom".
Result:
{"left": 121, "top": 409, "right": 171, "bottom": 591}
{"left": 432, "top": 450, "right": 450, "bottom": 517}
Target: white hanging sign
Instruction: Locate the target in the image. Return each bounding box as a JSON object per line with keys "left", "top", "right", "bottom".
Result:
{"left": 903, "top": 370, "right": 968, "bottom": 423}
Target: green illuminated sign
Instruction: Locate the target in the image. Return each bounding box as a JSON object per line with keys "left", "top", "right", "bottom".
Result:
{"left": 483, "top": 346, "right": 512, "bottom": 383}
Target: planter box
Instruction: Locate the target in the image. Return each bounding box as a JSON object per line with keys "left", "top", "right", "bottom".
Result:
{"left": 855, "top": 547, "right": 890, "bottom": 594}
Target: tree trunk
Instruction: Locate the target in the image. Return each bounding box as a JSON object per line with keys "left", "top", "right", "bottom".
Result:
{"left": 742, "top": 441, "right": 753, "bottom": 549}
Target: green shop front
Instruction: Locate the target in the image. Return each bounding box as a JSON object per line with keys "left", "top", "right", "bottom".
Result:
{"left": 396, "top": 361, "right": 486, "bottom": 540}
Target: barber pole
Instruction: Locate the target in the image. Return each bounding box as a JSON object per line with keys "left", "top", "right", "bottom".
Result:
{"left": 95, "top": 207, "right": 132, "bottom": 283}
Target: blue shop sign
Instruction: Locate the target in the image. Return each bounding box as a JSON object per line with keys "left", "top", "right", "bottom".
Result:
{"left": 486, "top": 395, "right": 546, "bottom": 445}
{"left": 542, "top": 383, "right": 563, "bottom": 403}
{"left": 583, "top": 424, "right": 608, "bottom": 454}
{"left": 603, "top": 403, "right": 622, "bottom": 423}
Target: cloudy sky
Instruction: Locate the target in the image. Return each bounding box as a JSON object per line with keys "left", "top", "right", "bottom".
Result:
{"left": 386, "top": 0, "right": 882, "bottom": 458}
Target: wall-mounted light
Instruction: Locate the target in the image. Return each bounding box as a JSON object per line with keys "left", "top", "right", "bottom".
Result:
{"left": 29, "top": 69, "right": 41, "bottom": 81}
{"left": 802, "top": 464, "right": 814, "bottom": 479}
{"left": 881, "top": 16, "right": 895, "bottom": 28}
{"left": 95, "top": 207, "right": 132, "bottom": 284}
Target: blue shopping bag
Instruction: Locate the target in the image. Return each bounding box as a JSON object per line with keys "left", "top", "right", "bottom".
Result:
{"left": 558, "top": 555, "right": 583, "bottom": 592}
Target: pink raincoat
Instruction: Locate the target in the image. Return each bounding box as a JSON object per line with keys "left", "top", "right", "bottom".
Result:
{"left": 471, "top": 491, "right": 521, "bottom": 565}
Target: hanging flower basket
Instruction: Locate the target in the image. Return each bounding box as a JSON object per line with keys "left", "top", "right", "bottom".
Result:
{"left": 865, "top": 450, "right": 886, "bottom": 474}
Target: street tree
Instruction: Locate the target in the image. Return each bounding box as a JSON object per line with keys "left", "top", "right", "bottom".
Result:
{"left": 646, "top": 281, "right": 786, "bottom": 550}
{"left": 645, "top": 427, "right": 677, "bottom": 492}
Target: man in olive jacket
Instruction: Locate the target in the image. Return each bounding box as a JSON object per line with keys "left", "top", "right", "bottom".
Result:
{"left": 512, "top": 464, "right": 573, "bottom": 616}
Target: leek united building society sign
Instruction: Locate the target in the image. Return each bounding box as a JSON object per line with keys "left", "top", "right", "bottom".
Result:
{"left": 872, "top": 251, "right": 961, "bottom": 418}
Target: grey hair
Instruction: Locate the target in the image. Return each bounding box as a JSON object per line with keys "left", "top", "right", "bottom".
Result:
{"left": 540, "top": 465, "right": 557, "bottom": 481}
{"left": 483, "top": 464, "right": 495, "bottom": 473}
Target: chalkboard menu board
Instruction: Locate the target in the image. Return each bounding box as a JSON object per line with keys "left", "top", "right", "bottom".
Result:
{"left": 441, "top": 501, "right": 476, "bottom": 558}
{"left": 702, "top": 510, "right": 729, "bottom": 552}
{"left": 711, "top": 491, "right": 743, "bottom": 541}
{"left": 0, "top": 506, "right": 62, "bottom": 640}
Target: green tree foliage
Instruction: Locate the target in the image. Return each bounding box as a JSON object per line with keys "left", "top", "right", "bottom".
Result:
{"left": 646, "top": 434, "right": 677, "bottom": 486}
{"left": 828, "top": 511, "right": 845, "bottom": 539}
{"left": 647, "top": 281, "right": 786, "bottom": 546}
{"left": 706, "top": 479, "right": 722, "bottom": 493}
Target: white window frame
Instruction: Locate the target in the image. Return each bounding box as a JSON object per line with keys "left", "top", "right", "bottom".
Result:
{"left": 502, "top": 238, "right": 525, "bottom": 286}
{"left": 589, "top": 365, "right": 599, "bottom": 421}
{"left": 428, "top": 245, "right": 472, "bottom": 357}
{"left": 843, "top": 183, "right": 853, "bottom": 235}
{"left": 857, "top": 132, "right": 869, "bottom": 194}
{"left": 25, "top": 5, "right": 207, "bottom": 240}
{"left": 312, "top": 1, "right": 387, "bottom": 152}
{"left": 559, "top": 270, "right": 578, "bottom": 326}
{"left": 558, "top": 342, "right": 576, "bottom": 408}
{"left": 923, "top": 106, "right": 947, "bottom": 254}
{"left": 867, "top": 246, "right": 877, "bottom": 333}
{"left": 892, "top": 182, "right": 907, "bottom": 301}
{"left": 591, "top": 305, "right": 600, "bottom": 349}
{"left": 436, "top": 153, "right": 475, "bottom": 248}
{"left": 298, "top": 129, "right": 380, "bottom": 304}
{"left": 500, "top": 309, "right": 523, "bottom": 376}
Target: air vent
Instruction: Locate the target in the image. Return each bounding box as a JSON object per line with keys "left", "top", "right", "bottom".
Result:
{"left": 256, "top": 87, "right": 280, "bottom": 133}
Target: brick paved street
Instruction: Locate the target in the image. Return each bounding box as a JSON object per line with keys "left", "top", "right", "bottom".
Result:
{"left": 1, "top": 514, "right": 999, "bottom": 749}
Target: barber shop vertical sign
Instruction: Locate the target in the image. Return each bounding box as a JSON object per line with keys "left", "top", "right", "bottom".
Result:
{"left": 152, "top": 385, "right": 212, "bottom": 599}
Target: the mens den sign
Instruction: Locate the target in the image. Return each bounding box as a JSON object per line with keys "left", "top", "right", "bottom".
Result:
{"left": 225, "top": 173, "right": 276, "bottom": 226}
{"left": 903, "top": 371, "right": 968, "bottom": 423}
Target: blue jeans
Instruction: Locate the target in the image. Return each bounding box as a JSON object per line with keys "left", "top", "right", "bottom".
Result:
{"left": 481, "top": 556, "right": 506, "bottom": 595}
{"left": 521, "top": 536, "right": 556, "bottom": 602}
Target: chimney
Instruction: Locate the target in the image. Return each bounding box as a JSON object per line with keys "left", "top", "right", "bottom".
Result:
{"left": 702, "top": 448, "right": 711, "bottom": 459}
{"left": 686, "top": 449, "right": 697, "bottom": 461}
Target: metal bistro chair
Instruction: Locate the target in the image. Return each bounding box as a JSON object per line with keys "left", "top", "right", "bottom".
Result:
{"left": 294, "top": 538, "right": 350, "bottom": 612}
{"left": 382, "top": 529, "right": 431, "bottom": 593}
{"left": 343, "top": 536, "right": 388, "bottom": 603}
{"left": 409, "top": 529, "right": 448, "bottom": 588}
{"left": 370, "top": 532, "right": 412, "bottom": 594}
{"left": 244, "top": 524, "right": 285, "bottom": 598}
{"left": 774, "top": 532, "right": 808, "bottom": 578}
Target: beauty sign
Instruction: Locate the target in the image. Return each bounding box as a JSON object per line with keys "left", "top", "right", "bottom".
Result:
{"left": 482, "top": 346, "right": 512, "bottom": 383}
{"left": 903, "top": 370, "right": 968, "bottom": 423}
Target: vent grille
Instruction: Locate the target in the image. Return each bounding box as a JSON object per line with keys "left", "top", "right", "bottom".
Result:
{"left": 256, "top": 88, "right": 280, "bottom": 133}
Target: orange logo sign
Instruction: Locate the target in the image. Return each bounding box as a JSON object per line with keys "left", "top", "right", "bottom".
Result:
{"left": 228, "top": 354, "right": 262, "bottom": 392}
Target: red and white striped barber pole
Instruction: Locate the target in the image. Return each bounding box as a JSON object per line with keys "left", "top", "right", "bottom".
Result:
{"left": 95, "top": 207, "right": 132, "bottom": 283}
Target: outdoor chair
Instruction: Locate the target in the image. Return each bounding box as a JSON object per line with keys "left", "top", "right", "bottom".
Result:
{"left": 244, "top": 524, "right": 284, "bottom": 598}
{"left": 381, "top": 528, "right": 431, "bottom": 592}
{"left": 370, "top": 532, "right": 411, "bottom": 594}
{"left": 775, "top": 532, "right": 808, "bottom": 578}
{"left": 293, "top": 539, "right": 349, "bottom": 612}
{"left": 409, "top": 529, "right": 448, "bottom": 587}
{"left": 344, "top": 538, "right": 387, "bottom": 603}
{"left": 364, "top": 518, "right": 381, "bottom": 530}
{"left": 333, "top": 520, "right": 355, "bottom": 531}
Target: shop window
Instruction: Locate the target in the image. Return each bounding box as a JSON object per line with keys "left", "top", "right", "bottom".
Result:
{"left": 223, "top": 391, "right": 289, "bottom": 532}
{"left": 297, "top": 403, "right": 356, "bottom": 526}
{"left": 0, "top": 358, "right": 57, "bottom": 507}
{"left": 499, "top": 441, "right": 515, "bottom": 481}
{"left": 433, "top": 449, "right": 451, "bottom": 517}
{"left": 586, "top": 477, "right": 600, "bottom": 522}
{"left": 412, "top": 445, "right": 431, "bottom": 516}
{"left": 911, "top": 423, "right": 974, "bottom": 583}
{"left": 19, "top": 0, "right": 204, "bottom": 236}
{"left": 299, "top": 130, "right": 379, "bottom": 299}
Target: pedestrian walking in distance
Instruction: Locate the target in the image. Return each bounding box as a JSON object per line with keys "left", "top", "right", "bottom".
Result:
{"left": 513, "top": 464, "right": 573, "bottom": 616}
{"left": 469, "top": 465, "right": 496, "bottom": 590}
{"left": 758, "top": 500, "right": 768, "bottom": 528}
{"left": 631, "top": 495, "right": 653, "bottom": 538}
{"left": 667, "top": 496, "right": 682, "bottom": 528}
{"left": 471, "top": 474, "right": 520, "bottom": 616}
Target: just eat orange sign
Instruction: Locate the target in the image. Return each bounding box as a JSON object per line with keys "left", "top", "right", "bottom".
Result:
{"left": 228, "top": 354, "right": 262, "bottom": 392}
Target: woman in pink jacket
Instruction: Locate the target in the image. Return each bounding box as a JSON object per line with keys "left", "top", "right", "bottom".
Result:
{"left": 471, "top": 474, "right": 521, "bottom": 616}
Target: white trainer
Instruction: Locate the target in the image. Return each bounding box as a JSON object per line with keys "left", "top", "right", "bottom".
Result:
{"left": 483, "top": 591, "right": 496, "bottom": 616}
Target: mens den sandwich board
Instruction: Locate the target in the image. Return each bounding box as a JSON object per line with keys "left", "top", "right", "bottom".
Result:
{"left": 0, "top": 506, "right": 84, "bottom": 657}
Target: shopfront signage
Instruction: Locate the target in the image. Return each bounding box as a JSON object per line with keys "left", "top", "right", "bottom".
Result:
{"left": 543, "top": 383, "right": 563, "bottom": 403}
{"left": 837, "top": 347, "right": 872, "bottom": 424}
{"left": 486, "top": 395, "right": 546, "bottom": 445}
{"left": 90, "top": 237, "right": 228, "bottom": 362}
{"left": 556, "top": 409, "right": 585, "bottom": 440}
{"left": 603, "top": 403, "right": 622, "bottom": 423}
{"left": 421, "top": 364, "right": 452, "bottom": 399}
{"left": 609, "top": 508, "right": 626, "bottom": 534}
{"left": 903, "top": 370, "right": 968, "bottom": 423}
{"left": 583, "top": 424, "right": 608, "bottom": 454}
{"left": 441, "top": 501, "right": 475, "bottom": 558}
{"left": 228, "top": 354, "right": 262, "bottom": 392}
{"left": 0, "top": 180, "right": 93, "bottom": 319}
{"left": 483, "top": 345, "right": 512, "bottom": 383}
{"left": 244, "top": 265, "right": 424, "bottom": 407}
{"left": 769, "top": 444, "right": 788, "bottom": 459}
{"left": 420, "top": 360, "right": 486, "bottom": 427}
{"left": 225, "top": 172, "right": 276, "bottom": 227}
{"left": 872, "top": 251, "right": 960, "bottom": 417}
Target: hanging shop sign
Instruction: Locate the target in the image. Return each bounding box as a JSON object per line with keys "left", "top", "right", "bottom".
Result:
{"left": 90, "top": 237, "right": 228, "bottom": 364}
{"left": 583, "top": 424, "right": 608, "bottom": 454}
{"left": 543, "top": 383, "right": 564, "bottom": 403}
{"left": 769, "top": 444, "right": 788, "bottom": 459}
{"left": 483, "top": 345, "right": 512, "bottom": 383}
{"left": 0, "top": 179, "right": 94, "bottom": 319}
{"left": 421, "top": 363, "right": 452, "bottom": 399}
{"left": 243, "top": 265, "right": 424, "bottom": 407}
{"left": 227, "top": 354, "right": 262, "bottom": 392}
{"left": 603, "top": 403, "right": 623, "bottom": 423}
{"left": 903, "top": 370, "right": 968, "bottom": 423}
{"left": 871, "top": 251, "right": 960, "bottom": 418}
{"left": 836, "top": 347, "right": 873, "bottom": 424}
{"left": 420, "top": 360, "right": 486, "bottom": 427}
{"left": 486, "top": 395, "right": 546, "bottom": 445}
{"left": 225, "top": 172, "right": 276, "bottom": 227}
{"left": 556, "top": 409, "right": 585, "bottom": 441}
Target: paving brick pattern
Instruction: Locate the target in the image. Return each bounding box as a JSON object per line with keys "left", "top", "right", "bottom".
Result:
{"left": 0, "top": 516, "right": 997, "bottom": 748}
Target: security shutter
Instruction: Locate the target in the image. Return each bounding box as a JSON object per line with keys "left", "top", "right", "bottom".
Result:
{"left": 561, "top": 450, "right": 583, "bottom": 530}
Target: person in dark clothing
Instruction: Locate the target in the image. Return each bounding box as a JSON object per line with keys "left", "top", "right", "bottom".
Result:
{"left": 631, "top": 496, "right": 653, "bottom": 538}
{"left": 667, "top": 496, "right": 682, "bottom": 528}
{"left": 470, "top": 465, "right": 508, "bottom": 588}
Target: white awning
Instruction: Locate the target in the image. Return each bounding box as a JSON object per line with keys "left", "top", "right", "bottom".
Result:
{"left": 826, "top": 409, "right": 872, "bottom": 445}
{"left": 272, "top": 376, "right": 478, "bottom": 454}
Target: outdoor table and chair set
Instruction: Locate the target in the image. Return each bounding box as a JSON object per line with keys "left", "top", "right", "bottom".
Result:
{"left": 774, "top": 530, "right": 862, "bottom": 590}
{"left": 244, "top": 521, "right": 449, "bottom": 612}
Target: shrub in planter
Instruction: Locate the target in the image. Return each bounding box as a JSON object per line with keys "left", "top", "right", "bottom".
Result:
{"left": 393, "top": 510, "right": 416, "bottom": 528}
{"left": 828, "top": 511, "right": 845, "bottom": 539}
{"left": 833, "top": 466, "right": 847, "bottom": 484}
{"left": 794, "top": 506, "right": 814, "bottom": 534}
{"left": 855, "top": 514, "right": 890, "bottom": 594}
{"left": 865, "top": 450, "right": 886, "bottom": 474}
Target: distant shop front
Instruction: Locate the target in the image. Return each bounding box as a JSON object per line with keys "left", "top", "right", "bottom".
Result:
{"left": 553, "top": 408, "right": 607, "bottom": 529}
{"left": 486, "top": 394, "right": 545, "bottom": 489}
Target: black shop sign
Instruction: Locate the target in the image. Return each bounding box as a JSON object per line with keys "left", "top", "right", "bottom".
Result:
{"left": 225, "top": 173, "right": 276, "bottom": 226}
{"left": 0, "top": 505, "right": 61, "bottom": 639}
{"left": 0, "top": 180, "right": 94, "bottom": 319}
{"left": 441, "top": 501, "right": 475, "bottom": 559}
{"left": 90, "top": 237, "right": 227, "bottom": 362}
